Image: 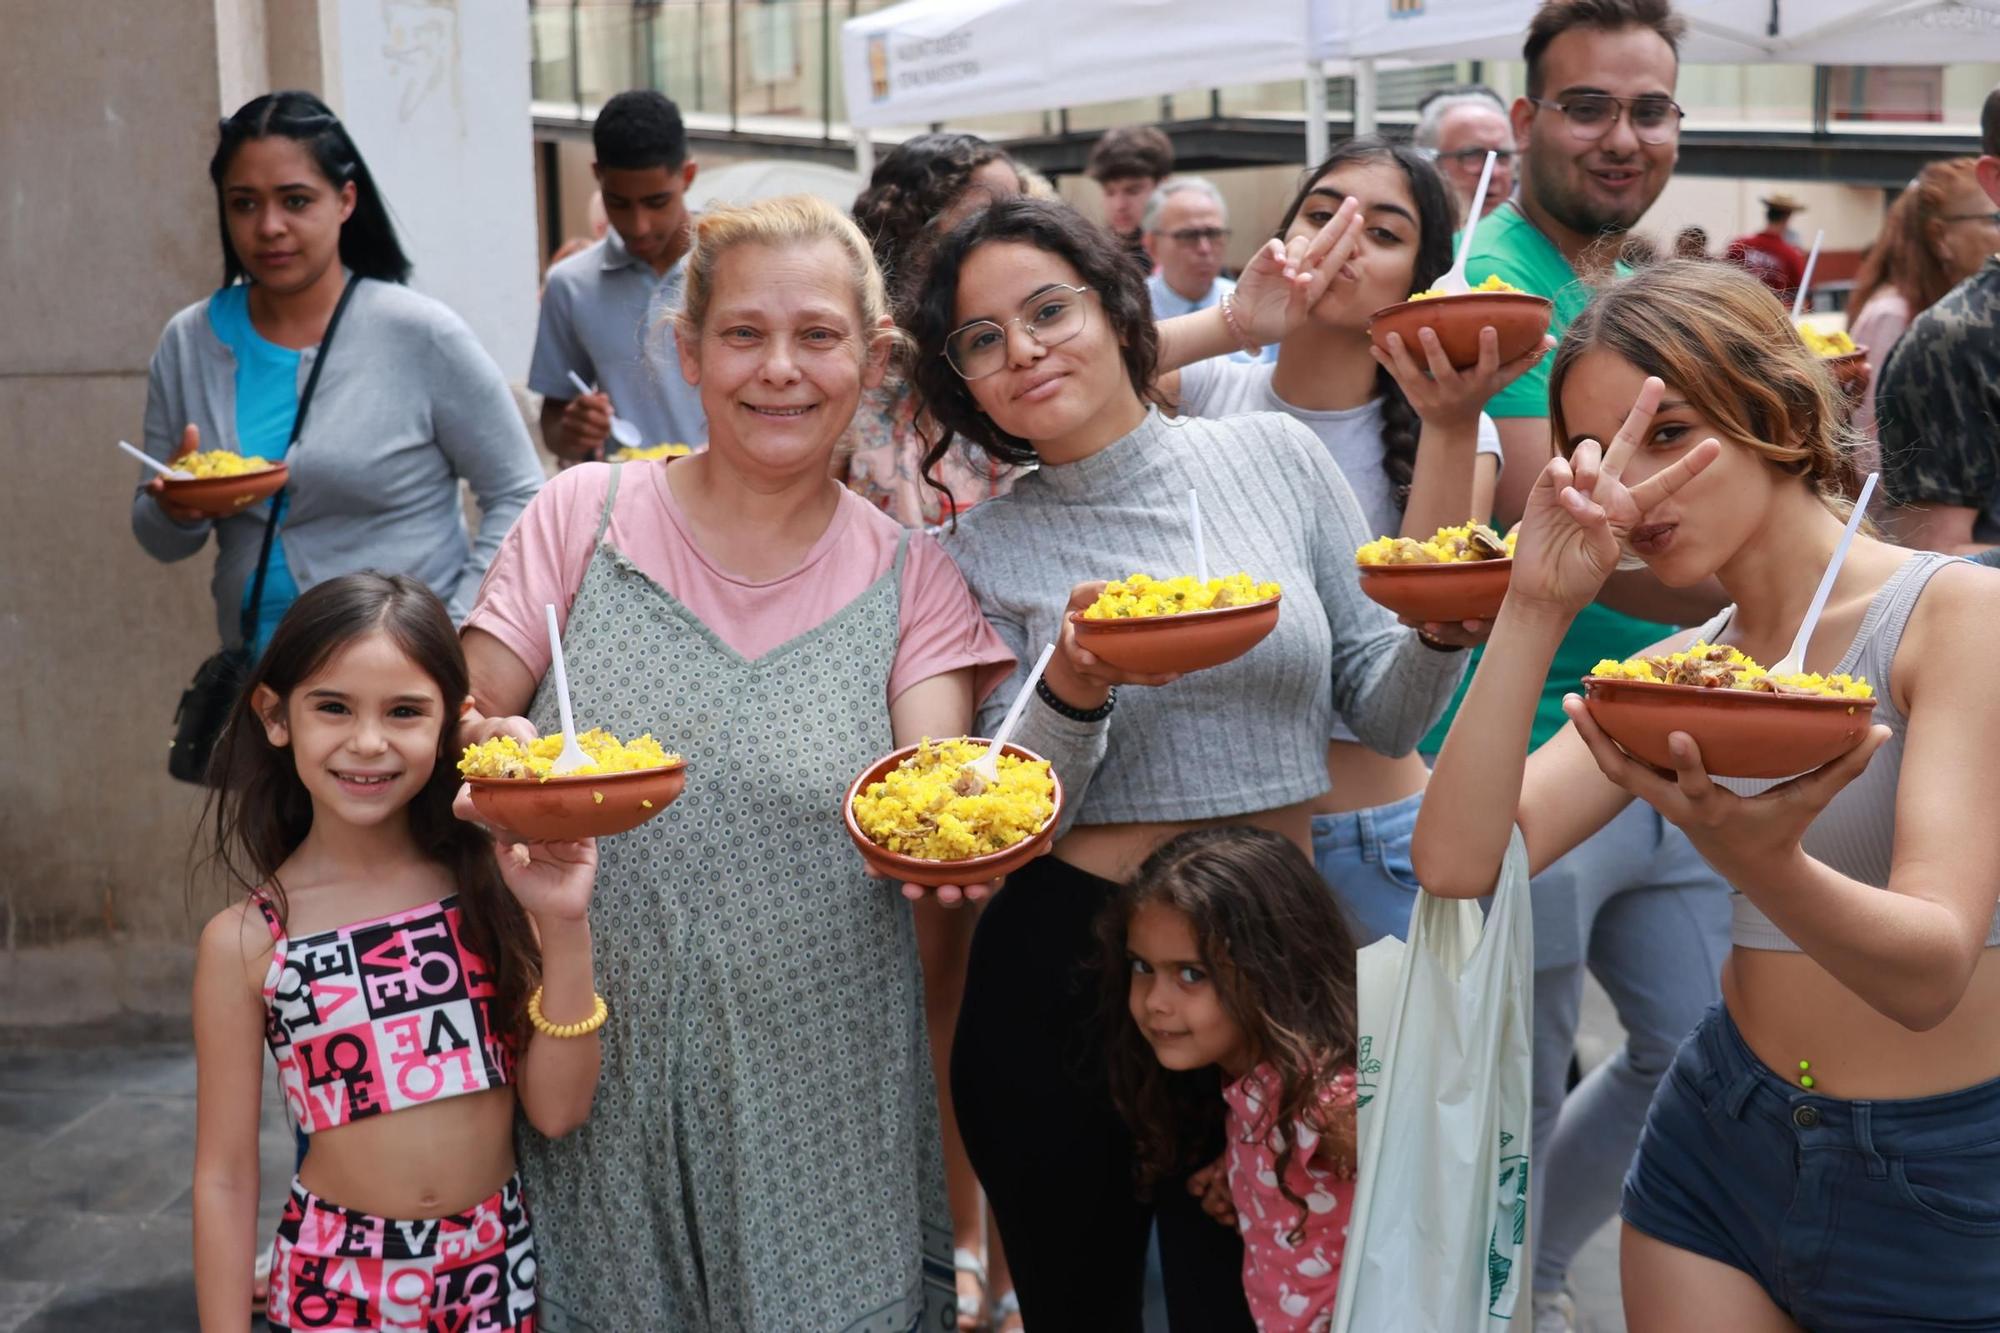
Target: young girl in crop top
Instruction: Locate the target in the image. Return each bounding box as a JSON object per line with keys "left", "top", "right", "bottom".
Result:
{"left": 1413, "top": 261, "right": 2000, "bottom": 1331}
{"left": 191, "top": 573, "right": 605, "bottom": 1333}
{"left": 1104, "top": 827, "right": 1360, "bottom": 1333}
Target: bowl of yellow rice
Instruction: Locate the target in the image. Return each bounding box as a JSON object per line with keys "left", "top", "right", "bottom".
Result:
{"left": 1796, "top": 325, "right": 1870, "bottom": 408}
{"left": 846, "top": 737, "right": 1062, "bottom": 887}
{"left": 1071, "top": 573, "right": 1282, "bottom": 675}
{"left": 1356, "top": 522, "right": 1515, "bottom": 623}
{"left": 1369, "top": 276, "right": 1552, "bottom": 370}
{"left": 1583, "top": 642, "right": 1876, "bottom": 779}
{"left": 459, "top": 728, "right": 686, "bottom": 839}
{"left": 609, "top": 443, "right": 696, "bottom": 462}
{"left": 155, "top": 452, "right": 287, "bottom": 517}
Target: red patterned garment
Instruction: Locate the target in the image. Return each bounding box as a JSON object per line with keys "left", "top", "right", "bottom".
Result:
{"left": 1222, "top": 1064, "right": 1360, "bottom": 1333}
{"left": 254, "top": 895, "right": 516, "bottom": 1133}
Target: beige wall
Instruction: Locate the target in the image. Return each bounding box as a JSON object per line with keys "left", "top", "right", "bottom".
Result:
{"left": 0, "top": 2, "right": 362, "bottom": 1025}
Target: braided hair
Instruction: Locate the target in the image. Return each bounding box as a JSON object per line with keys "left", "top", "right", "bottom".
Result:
{"left": 1273, "top": 139, "right": 1457, "bottom": 511}
{"left": 211, "top": 91, "right": 411, "bottom": 286}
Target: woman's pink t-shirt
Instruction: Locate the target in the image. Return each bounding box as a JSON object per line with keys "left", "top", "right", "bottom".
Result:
{"left": 1223, "top": 1063, "right": 1359, "bottom": 1333}
{"left": 464, "top": 459, "right": 1013, "bottom": 704}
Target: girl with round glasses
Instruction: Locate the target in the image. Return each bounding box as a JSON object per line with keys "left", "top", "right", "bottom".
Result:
{"left": 905, "top": 195, "right": 1472, "bottom": 1327}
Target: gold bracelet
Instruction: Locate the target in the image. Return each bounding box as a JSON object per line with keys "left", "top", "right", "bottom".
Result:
{"left": 527, "top": 986, "right": 609, "bottom": 1039}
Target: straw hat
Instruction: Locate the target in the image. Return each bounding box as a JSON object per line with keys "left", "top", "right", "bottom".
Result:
{"left": 1759, "top": 192, "right": 1807, "bottom": 213}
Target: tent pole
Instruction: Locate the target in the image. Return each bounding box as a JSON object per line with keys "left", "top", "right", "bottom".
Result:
{"left": 1305, "top": 62, "right": 1328, "bottom": 166}
{"left": 1355, "top": 57, "right": 1378, "bottom": 137}
{"left": 854, "top": 131, "right": 875, "bottom": 180}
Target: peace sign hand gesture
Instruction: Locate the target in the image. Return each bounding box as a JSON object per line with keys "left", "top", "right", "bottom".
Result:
{"left": 1511, "top": 376, "right": 1720, "bottom": 617}
{"left": 1229, "top": 196, "right": 1365, "bottom": 346}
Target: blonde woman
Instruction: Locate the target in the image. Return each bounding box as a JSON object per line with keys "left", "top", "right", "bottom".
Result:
{"left": 1414, "top": 261, "right": 2000, "bottom": 1332}
{"left": 458, "top": 196, "right": 1014, "bottom": 1330}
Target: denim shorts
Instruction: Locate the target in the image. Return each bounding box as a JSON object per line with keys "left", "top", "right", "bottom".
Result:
{"left": 1622, "top": 1003, "right": 2000, "bottom": 1330}
{"left": 1311, "top": 790, "right": 1424, "bottom": 946}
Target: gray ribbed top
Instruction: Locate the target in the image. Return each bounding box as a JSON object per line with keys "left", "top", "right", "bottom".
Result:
{"left": 942, "top": 408, "right": 1465, "bottom": 828}
{"left": 1708, "top": 550, "right": 2000, "bottom": 949}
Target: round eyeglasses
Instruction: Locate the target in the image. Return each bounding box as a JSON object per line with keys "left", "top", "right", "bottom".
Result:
{"left": 943, "top": 284, "right": 1093, "bottom": 381}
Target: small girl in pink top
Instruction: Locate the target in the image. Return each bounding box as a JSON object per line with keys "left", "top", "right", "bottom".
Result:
{"left": 1104, "top": 826, "right": 1362, "bottom": 1333}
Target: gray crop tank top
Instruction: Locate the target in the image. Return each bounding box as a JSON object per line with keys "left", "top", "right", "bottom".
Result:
{"left": 1694, "top": 550, "right": 2000, "bottom": 951}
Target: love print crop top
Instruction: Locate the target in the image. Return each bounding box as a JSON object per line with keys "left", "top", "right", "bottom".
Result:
{"left": 254, "top": 895, "right": 516, "bottom": 1133}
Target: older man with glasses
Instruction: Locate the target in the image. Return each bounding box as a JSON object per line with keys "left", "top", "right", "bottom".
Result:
{"left": 1414, "top": 84, "right": 1519, "bottom": 225}
{"left": 1140, "top": 177, "right": 1273, "bottom": 363}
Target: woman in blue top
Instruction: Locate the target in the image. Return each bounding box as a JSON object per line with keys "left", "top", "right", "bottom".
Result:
{"left": 133, "top": 91, "right": 543, "bottom": 657}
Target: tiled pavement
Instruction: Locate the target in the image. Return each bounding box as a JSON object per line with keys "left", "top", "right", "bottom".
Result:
{"left": 0, "top": 976, "right": 1627, "bottom": 1332}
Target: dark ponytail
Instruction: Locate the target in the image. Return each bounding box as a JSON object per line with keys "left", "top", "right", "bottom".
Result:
{"left": 211, "top": 91, "right": 412, "bottom": 286}
{"left": 1274, "top": 137, "right": 1457, "bottom": 511}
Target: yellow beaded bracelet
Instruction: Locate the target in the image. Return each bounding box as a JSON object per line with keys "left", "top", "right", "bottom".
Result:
{"left": 528, "top": 987, "right": 609, "bottom": 1039}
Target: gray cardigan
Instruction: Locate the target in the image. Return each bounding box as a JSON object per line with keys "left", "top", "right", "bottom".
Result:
{"left": 946, "top": 408, "right": 1465, "bottom": 829}
{"left": 132, "top": 280, "right": 544, "bottom": 646}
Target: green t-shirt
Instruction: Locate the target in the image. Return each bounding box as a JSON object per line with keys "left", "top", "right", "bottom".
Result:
{"left": 1420, "top": 202, "right": 1671, "bottom": 752}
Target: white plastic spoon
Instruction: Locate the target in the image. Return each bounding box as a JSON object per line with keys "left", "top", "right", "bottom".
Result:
{"left": 1768, "top": 472, "right": 1879, "bottom": 679}
{"left": 1434, "top": 150, "right": 1497, "bottom": 296}
{"left": 1791, "top": 229, "right": 1825, "bottom": 322}
{"left": 964, "top": 642, "right": 1056, "bottom": 787}
{"left": 118, "top": 439, "right": 193, "bottom": 480}
{"left": 543, "top": 603, "right": 595, "bottom": 775}
{"left": 566, "top": 370, "right": 642, "bottom": 449}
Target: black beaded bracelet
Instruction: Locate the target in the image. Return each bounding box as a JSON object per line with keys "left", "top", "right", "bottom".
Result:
{"left": 1416, "top": 629, "right": 1467, "bottom": 654}
{"left": 1036, "top": 675, "right": 1117, "bottom": 722}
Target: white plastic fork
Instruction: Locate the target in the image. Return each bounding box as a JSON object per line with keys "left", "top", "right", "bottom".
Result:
{"left": 1769, "top": 472, "right": 1878, "bottom": 678}
{"left": 1791, "top": 230, "right": 1825, "bottom": 322}
{"left": 964, "top": 643, "right": 1056, "bottom": 787}
{"left": 544, "top": 603, "right": 594, "bottom": 775}
{"left": 1433, "top": 150, "right": 1497, "bottom": 296}
{"left": 118, "top": 439, "right": 192, "bottom": 480}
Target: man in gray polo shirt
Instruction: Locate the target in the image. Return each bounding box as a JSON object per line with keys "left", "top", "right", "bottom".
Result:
{"left": 532, "top": 90, "right": 707, "bottom": 459}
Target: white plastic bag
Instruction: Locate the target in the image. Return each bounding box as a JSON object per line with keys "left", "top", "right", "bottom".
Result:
{"left": 1331, "top": 827, "right": 1535, "bottom": 1333}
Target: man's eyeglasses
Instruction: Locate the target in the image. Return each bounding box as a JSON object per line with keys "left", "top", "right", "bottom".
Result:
{"left": 1163, "top": 227, "right": 1230, "bottom": 248}
{"left": 944, "top": 284, "right": 1093, "bottom": 381}
{"left": 1529, "top": 93, "right": 1685, "bottom": 145}
{"left": 1431, "top": 148, "right": 1517, "bottom": 168}
{"left": 1941, "top": 209, "right": 2000, "bottom": 227}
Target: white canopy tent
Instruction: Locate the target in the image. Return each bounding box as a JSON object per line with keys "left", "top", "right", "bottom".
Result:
{"left": 840, "top": 0, "right": 1337, "bottom": 173}
{"left": 1324, "top": 0, "right": 2000, "bottom": 126}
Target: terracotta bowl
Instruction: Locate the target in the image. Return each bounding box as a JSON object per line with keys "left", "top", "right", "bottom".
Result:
{"left": 844, "top": 740, "right": 1063, "bottom": 888}
{"left": 1069, "top": 596, "right": 1282, "bottom": 675}
{"left": 1820, "top": 348, "right": 1870, "bottom": 408}
{"left": 157, "top": 462, "right": 288, "bottom": 518}
{"left": 465, "top": 762, "right": 687, "bottom": 841}
{"left": 1582, "top": 678, "right": 1876, "bottom": 779}
{"left": 1368, "top": 293, "right": 1554, "bottom": 370}
{"left": 1358, "top": 559, "right": 1512, "bottom": 624}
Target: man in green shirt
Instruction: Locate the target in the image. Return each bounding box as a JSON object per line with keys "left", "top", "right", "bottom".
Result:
{"left": 1453, "top": 5, "right": 1733, "bottom": 1331}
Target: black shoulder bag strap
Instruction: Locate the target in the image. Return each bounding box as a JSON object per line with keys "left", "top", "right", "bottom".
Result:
{"left": 239, "top": 274, "right": 362, "bottom": 645}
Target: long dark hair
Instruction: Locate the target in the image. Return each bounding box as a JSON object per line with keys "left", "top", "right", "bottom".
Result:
{"left": 199, "top": 573, "right": 538, "bottom": 1037}
{"left": 1275, "top": 138, "right": 1457, "bottom": 511}
{"left": 852, "top": 131, "right": 1019, "bottom": 320}
{"left": 909, "top": 196, "right": 1164, "bottom": 474}
{"left": 211, "top": 91, "right": 412, "bottom": 287}
{"left": 1101, "top": 827, "right": 1359, "bottom": 1242}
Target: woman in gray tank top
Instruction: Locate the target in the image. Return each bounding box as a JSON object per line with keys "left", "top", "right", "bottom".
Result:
{"left": 1415, "top": 261, "right": 2000, "bottom": 1332}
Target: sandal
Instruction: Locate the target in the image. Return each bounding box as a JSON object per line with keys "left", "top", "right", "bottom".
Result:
{"left": 252, "top": 1247, "right": 272, "bottom": 1316}
{"left": 955, "top": 1247, "right": 990, "bottom": 1332}
{"left": 992, "top": 1288, "right": 1024, "bottom": 1333}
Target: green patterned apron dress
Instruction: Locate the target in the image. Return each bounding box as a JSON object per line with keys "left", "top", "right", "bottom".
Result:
{"left": 520, "top": 465, "right": 954, "bottom": 1332}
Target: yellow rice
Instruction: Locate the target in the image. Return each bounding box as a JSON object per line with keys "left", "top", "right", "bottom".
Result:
{"left": 610, "top": 443, "right": 695, "bottom": 461}
{"left": 1798, "top": 325, "right": 1857, "bottom": 357}
{"left": 175, "top": 450, "right": 278, "bottom": 479}
{"left": 458, "top": 728, "right": 681, "bottom": 781}
{"left": 852, "top": 738, "right": 1055, "bottom": 862}
{"left": 1408, "top": 274, "right": 1520, "bottom": 301}
{"left": 1590, "top": 641, "right": 1873, "bottom": 700}
{"left": 1081, "top": 572, "right": 1280, "bottom": 620}
{"left": 1356, "top": 522, "right": 1516, "bottom": 566}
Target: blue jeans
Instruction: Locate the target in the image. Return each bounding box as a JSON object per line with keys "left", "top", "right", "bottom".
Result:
{"left": 1624, "top": 1003, "right": 2000, "bottom": 1329}
{"left": 1311, "top": 791, "right": 1425, "bottom": 946}
{"left": 1528, "top": 800, "right": 1731, "bottom": 1294}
